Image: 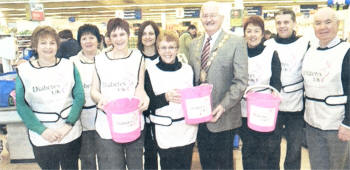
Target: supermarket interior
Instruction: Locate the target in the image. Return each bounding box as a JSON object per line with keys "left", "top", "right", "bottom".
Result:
{"left": 1, "top": 0, "right": 350, "bottom": 170}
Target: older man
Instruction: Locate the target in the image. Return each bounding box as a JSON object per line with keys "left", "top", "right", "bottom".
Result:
{"left": 302, "top": 7, "right": 350, "bottom": 169}
{"left": 188, "top": 1, "right": 248, "bottom": 169}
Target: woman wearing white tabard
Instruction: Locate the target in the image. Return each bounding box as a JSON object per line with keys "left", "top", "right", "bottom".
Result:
{"left": 137, "top": 20, "right": 160, "bottom": 170}
{"left": 91, "top": 18, "right": 149, "bottom": 170}
{"left": 70, "top": 24, "right": 101, "bottom": 170}
{"left": 239, "top": 16, "right": 282, "bottom": 170}
{"left": 145, "top": 31, "right": 197, "bottom": 169}
{"left": 16, "top": 26, "right": 85, "bottom": 170}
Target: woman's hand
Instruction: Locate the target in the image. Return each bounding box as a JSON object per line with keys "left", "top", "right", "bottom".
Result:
{"left": 41, "top": 128, "right": 62, "bottom": 143}
{"left": 97, "top": 97, "right": 108, "bottom": 110}
{"left": 56, "top": 124, "right": 73, "bottom": 142}
{"left": 135, "top": 89, "right": 150, "bottom": 112}
{"left": 165, "top": 89, "right": 181, "bottom": 104}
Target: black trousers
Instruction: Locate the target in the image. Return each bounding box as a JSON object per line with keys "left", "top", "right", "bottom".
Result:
{"left": 275, "top": 111, "right": 305, "bottom": 170}
{"left": 239, "top": 118, "right": 281, "bottom": 170}
{"left": 144, "top": 123, "right": 158, "bottom": 170}
{"left": 32, "top": 136, "right": 81, "bottom": 170}
{"left": 197, "top": 124, "right": 235, "bottom": 170}
{"left": 80, "top": 130, "right": 97, "bottom": 170}
{"left": 158, "top": 143, "right": 195, "bottom": 170}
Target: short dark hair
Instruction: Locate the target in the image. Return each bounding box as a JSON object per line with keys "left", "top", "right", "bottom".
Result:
{"left": 264, "top": 30, "right": 272, "bottom": 35}
{"left": 188, "top": 24, "right": 196, "bottom": 30}
{"left": 243, "top": 16, "right": 265, "bottom": 35}
{"left": 77, "top": 24, "right": 101, "bottom": 47}
{"left": 106, "top": 18, "right": 130, "bottom": 37}
{"left": 58, "top": 29, "right": 73, "bottom": 39}
{"left": 137, "top": 20, "right": 160, "bottom": 52}
{"left": 31, "top": 26, "right": 60, "bottom": 51}
{"left": 274, "top": 8, "right": 296, "bottom": 22}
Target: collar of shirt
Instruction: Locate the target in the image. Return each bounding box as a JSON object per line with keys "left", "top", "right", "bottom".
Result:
{"left": 203, "top": 29, "right": 222, "bottom": 50}
{"left": 318, "top": 36, "right": 340, "bottom": 49}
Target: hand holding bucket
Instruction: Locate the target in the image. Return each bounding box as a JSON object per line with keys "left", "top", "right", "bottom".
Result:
{"left": 103, "top": 97, "right": 141, "bottom": 143}
{"left": 244, "top": 85, "right": 281, "bottom": 132}
{"left": 179, "top": 84, "right": 213, "bottom": 124}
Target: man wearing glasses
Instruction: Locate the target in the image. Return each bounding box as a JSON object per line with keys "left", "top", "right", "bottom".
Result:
{"left": 188, "top": 1, "right": 248, "bottom": 169}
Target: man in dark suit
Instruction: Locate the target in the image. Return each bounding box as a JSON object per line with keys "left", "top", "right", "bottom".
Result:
{"left": 188, "top": 1, "right": 248, "bottom": 169}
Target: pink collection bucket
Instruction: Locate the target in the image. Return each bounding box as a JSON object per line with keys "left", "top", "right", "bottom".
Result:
{"left": 244, "top": 85, "right": 281, "bottom": 132}
{"left": 179, "top": 84, "right": 213, "bottom": 124}
{"left": 103, "top": 97, "right": 141, "bottom": 143}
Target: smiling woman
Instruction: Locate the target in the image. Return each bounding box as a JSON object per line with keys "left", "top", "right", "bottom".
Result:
{"left": 90, "top": 17, "right": 149, "bottom": 170}
{"left": 15, "top": 26, "right": 85, "bottom": 170}
{"left": 239, "top": 15, "right": 282, "bottom": 170}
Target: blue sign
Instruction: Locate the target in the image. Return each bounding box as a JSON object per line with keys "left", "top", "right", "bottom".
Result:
{"left": 245, "top": 6, "right": 262, "bottom": 16}
{"left": 124, "top": 9, "right": 142, "bottom": 20}
{"left": 184, "top": 8, "right": 200, "bottom": 18}
{"left": 68, "top": 16, "right": 75, "bottom": 22}
{"left": 328, "top": 0, "right": 333, "bottom": 6}
{"left": 300, "top": 4, "right": 317, "bottom": 13}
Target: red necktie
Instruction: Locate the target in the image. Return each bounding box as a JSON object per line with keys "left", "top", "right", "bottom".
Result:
{"left": 201, "top": 36, "right": 212, "bottom": 71}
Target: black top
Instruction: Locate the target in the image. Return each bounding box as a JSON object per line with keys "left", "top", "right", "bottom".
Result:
{"left": 274, "top": 31, "right": 299, "bottom": 44}
{"left": 144, "top": 57, "right": 183, "bottom": 116}
{"left": 142, "top": 51, "right": 158, "bottom": 61}
{"left": 56, "top": 39, "right": 81, "bottom": 59}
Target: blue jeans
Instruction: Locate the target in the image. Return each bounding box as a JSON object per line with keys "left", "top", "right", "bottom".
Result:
{"left": 305, "top": 123, "right": 349, "bottom": 170}
{"left": 96, "top": 131, "right": 144, "bottom": 170}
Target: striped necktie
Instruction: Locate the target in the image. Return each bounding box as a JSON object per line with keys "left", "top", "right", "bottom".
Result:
{"left": 201, "top": 36, "right": 212, "bottom": 71}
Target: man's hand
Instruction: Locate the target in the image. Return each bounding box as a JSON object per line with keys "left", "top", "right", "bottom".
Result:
{"left": 338, "top": 125, "right": 350, "bottom": 141}
{"left": 210, "top": 105, "right": 225, "bottom": 123}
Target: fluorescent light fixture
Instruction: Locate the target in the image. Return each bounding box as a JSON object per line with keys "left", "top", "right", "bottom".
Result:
{"left": 142, "top": 12, "right": 176, "bottom": 15}
{"left": 7, "top": 13, "right": 26, "bottom": 16}
{"left": 149, "top": 9, "right": 177, "bottom": 12}
{"left": 275, "top": 6, "right": 293, "bottom": 8}
{"left": 45, "top": 3, "right": 202, "bottom": 10}
{"left": 45, "top": 12, "right": 81, "bottom": 15}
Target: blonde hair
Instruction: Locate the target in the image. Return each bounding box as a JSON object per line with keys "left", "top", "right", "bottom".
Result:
{"left": 156, "top": 30, "right": 179, "bottom": 49}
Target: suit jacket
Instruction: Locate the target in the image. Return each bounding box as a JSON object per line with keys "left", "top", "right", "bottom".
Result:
{"left": 188, "top": 30, "right": 248, "bottom": 132}
{"left": 179, "top": 32, "right": 193, "bottom": 60}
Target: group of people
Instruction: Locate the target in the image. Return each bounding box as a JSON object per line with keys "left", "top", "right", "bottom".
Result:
{"left": 14, "top": 0, "right": 350, "bottom": 170}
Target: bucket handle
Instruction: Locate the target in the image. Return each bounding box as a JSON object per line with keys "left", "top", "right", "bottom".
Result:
{"left": 244, "top": 85, "right": 281, "bottom": 98}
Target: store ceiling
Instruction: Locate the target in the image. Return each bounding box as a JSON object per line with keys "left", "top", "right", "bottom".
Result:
{"left": 0, "top": 0, "right": 328, "bottom": 22}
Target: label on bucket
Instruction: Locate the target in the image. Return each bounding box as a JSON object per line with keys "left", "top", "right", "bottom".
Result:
{"left": 111, "top": 110, "right": 139, "bottom": 133}
{"left": 249, "top": 105, "right": 276, "bottom": 126}
{"left": 185, "top": 96, "right": 211, "bottom": 119}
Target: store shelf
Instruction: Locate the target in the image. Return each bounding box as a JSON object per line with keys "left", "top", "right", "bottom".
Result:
{"left": 15, "top": 35, "right": 31, "bottom": 58}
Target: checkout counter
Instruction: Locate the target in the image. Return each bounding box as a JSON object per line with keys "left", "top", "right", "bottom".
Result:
{"left": 0, "top": 107, "right": 35, "bottom": 163}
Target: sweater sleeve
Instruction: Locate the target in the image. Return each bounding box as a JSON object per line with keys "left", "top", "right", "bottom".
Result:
{"left": 66, "top": 65, "right": 85, "bottom": 125}
{"left": 270, "top": 51, "right": 282, "bottom": 92}
{"left": 341, "top": 49, "right": 350, "bottom": 127}
{"left": 15, "top": 76, "right": 46, "bottom": 135}
{"left": 144, "top": 70, "right": 169, "bottom": 112}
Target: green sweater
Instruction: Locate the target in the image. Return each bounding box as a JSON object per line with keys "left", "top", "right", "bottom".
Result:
{"left": 16, "top": 66, "right": 85, "bottom": 135}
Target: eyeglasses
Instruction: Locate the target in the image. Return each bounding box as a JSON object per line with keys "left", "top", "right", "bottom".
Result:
{"left": 202, "top": 14, "right": 218, "bottom": 19}
{"left": 158, "top": 46, "right": 177, "bottom": 51}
